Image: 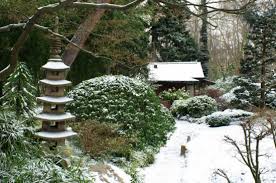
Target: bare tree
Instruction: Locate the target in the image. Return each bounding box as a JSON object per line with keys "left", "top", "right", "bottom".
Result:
{"left": 213, "top": 168, "right": 232, "bottom": 183}
{"left": 260, "top": 110, "right": 276, "bottom": 149}
{"left": 267, "top": 117, "right": 276, "bottom": 149}
{"left": 224, "top": 120, "right": 270, "bottom": 183}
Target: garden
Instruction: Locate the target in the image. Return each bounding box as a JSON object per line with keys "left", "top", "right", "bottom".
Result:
{"left": 0, "top": 0, "right": 275, "bottom": 183}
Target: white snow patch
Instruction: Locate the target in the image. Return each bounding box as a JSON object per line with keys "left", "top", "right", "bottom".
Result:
{"left": 140, "top": 120, "right": 276, "bottom": 183}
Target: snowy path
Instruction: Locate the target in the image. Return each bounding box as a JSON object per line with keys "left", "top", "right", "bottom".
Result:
{"left": 140, "top": 120, "right": 276, "bottom": 183}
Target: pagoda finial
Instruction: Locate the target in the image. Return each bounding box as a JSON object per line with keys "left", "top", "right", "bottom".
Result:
{"left": 50, "top": 16, "right": 62, "bottom": 60}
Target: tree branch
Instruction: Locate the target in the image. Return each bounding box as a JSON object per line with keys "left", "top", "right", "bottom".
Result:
{"left": 71, "top": 0, "right": 146, "bottom": 10}
{"left": 0, "top": 0, "right": 146, "bottom": 81}
{"left": 0, "top": 0, "right": 76, "bottom": 81}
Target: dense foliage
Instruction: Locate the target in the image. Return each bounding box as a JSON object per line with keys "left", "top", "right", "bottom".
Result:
{"left": 239, "top": 6, "right": 276, "bottom": 108}
{"left": 67, "top": 75, "right": 175, "bottom": 148}
{"left": 0, "top": 0, "right": 152, "bottom": 87}
{"left": 72, "top": 120, "right": 133, "bottom": 158}
{"left": 151, "top": 5, "right": 200, "bottom": 62}
{"left": 159, "top": 88, "right": 190, "bottom": 102}
{"left": 0, "top": 62, "right": 36, "bottom": 116}
{"left": 0, "top": 111, "right": 93, "bottom": 183}
{"left": 0, "top": 112, "right": 28, "bottom": 154}
{"left": 171, "top": 95, "right": 217, "bottom": 118}
{"left": 206, "top": 115, "right": 231, "bottom": 127}
{"left": 241, "top": 7, "right": 276, "bottom": 81}
{"left": 230, "top": 77, "right": 260, "bottom": 109}
{"left": 205, "top": 109, "right": 253, "bottom": 127}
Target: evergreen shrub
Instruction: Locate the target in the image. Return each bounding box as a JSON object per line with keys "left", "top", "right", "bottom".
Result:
{"left": 171, "top": 95, "right": 217, "bottom": 118}
{"left": 0, "top": 62, "right": 36, "bottom": 116}
{"left": 67, "top": 75, "right": 175, "bottom": 148}
{"left": 206, "top": 115, "right": 231, "bottom": 127}
{"left": 159, "top": 88, "right": 190, "bottom": 102}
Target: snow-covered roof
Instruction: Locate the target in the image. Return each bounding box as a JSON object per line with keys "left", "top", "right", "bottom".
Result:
{"left": 35, "top": 128, "right": 77, "bottom": 140}
{"left": 42, "top": 61, "right": 70, "bottom": 71}
{"left": 35, "top": 112, "right": 75, "bottom": 121}
{"left": 37, "top": 96, "right": 73, "bottom": 104}
{"left": 39, "top": 79, "right": 72, "bottom": 87}
{"left": 148, "top": 62, "right": 205, "bottom": 82}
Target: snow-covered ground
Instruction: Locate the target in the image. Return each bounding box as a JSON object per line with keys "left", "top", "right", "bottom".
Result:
{"left": 140, "top": 120, "right": 276, "bottom": 183}
{"left": 92, "top": 163, "right": 131, "bottom": 183}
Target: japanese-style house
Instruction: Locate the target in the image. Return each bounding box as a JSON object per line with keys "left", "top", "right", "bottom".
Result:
{"left": 148, "top": 62, "right": 213, "bottom": 96}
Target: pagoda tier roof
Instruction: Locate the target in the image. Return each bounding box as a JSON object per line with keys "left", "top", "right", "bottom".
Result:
{"left": 39, "top": 79, "right": 71, "bottom": 87}
{"left": 35, "top": 128, "right": 77, "bottom": 140}
{"left": 42, "top": 60, "right": 70, "bottom": 71}
{"left": 35, "top": 112, "right": 75, "bottom": 121}
{"left": 37, "top": 96, "right": 73, "bottom": 104}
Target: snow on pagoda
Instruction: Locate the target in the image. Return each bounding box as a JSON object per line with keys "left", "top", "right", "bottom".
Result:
{"left": 35, "top": 18, "right": 76, "bottom": 144}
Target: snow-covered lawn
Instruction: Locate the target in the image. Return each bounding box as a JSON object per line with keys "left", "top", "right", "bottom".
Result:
{"left": 140, "top": 120, "right": 276, "bottom": 183}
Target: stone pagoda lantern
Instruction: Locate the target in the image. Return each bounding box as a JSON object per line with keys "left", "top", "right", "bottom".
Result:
{"left": 35, "top": 17, "right": 76, "bottom": 144}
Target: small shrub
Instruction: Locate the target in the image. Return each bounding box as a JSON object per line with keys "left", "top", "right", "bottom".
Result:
{"left": 205, "top": 87, "right": 224, "bottom": 99}
{"left": 159, "top": 88, "right": 190, "bottom": 102}
{"left": 205, "top": 87, "right": 226, "bottom": 110}
{"left": 206, "top": 115, "right": 231, "bottom": 127}
{"left": 72, "top": 120, "right": 133, "bottom": 158}
{"left": 171, "top": 95, "right": 217, "bottom": 118}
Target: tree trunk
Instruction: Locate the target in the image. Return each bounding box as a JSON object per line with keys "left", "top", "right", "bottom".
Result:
{"left": 62, "top": 0, "right": 112, "bottom": 66}
{"left": 260, "top": 59, "right": 266, "bottom": 109}
{"left": 260, "top": 33, "right": 267, "bottom": 109}
{"left": 199, "top": 0, "right": 209, "bottom": 78}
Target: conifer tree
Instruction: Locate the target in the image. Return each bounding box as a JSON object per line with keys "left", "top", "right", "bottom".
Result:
{"left": 240, "top": 6, "right": 276, "bottom": 108}
{"left": 0, "top": 62, "right": 36, "bottom": 116}
{"left": 151, "top": 6, "right": 200, "bottom": 62}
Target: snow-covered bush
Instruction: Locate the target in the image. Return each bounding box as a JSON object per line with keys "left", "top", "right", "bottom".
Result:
{"left": 171, "top": 95, "right": 217, "bottom": 118}
{"left": 204, "top": 109, "right": 253, "bottom": 127}
{"left": 206, "top": 115, "right": 231, "bottom": 127}
{"left": 159, "top": 88, "right": 190, "bottom": 102}
{"left": 221, "top": 77, "right": 260, "bottom": 109}
{"left": 0, "top": 112, "right": 29, "bottom": 154}
{"left": 207, "top": 109, "right": 253, "bottom": 119}
{"left": 211, "top": 76, "right": 237, "bottom": 93}
{"left": 67, "top": 75, "right": 175, "bottom": 148}
{"left": 1, "top": 155, "right": 93, "bottom": 183}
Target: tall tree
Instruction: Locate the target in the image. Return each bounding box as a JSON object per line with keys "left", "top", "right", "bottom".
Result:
{"left": 151, "top": 6, "right": 200, "bottom": 62}
{"left": 240, "top": 5, "right": 276, "bottom": 108}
